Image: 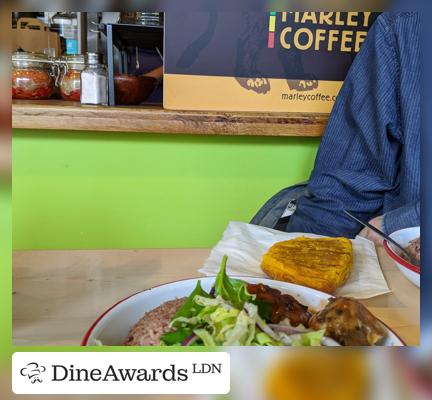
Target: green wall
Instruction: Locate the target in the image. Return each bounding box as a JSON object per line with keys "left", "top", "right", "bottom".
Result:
{"left": 12, "top": 129, "right": 320, "bottom": 250}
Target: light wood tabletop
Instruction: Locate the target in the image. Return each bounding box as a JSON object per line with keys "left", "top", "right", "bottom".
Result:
{"left": 13, "top": 247, "right": 419, "bottom": 346}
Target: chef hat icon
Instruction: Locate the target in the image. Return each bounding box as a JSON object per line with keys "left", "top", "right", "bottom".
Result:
{"left": 20, "top": 362, "right": 46, "bottom": 384}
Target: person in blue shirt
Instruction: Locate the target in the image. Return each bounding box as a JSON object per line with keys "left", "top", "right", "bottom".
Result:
{"left": 279, "top": 12, "right": 420, "bottom": 245}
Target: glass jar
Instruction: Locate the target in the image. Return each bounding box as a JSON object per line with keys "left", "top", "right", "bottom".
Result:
{"left": 136, "top": 12, "right": 163, "bottom": 26}
{"left": 59, "top": 54, "right": 85, "bottom": 101}
{"left": 12, "top": 52, "right": 55, "bottom": 100}
{"left": 80, "top": 53, "right": 108, "bottom": 105}
{"left": 120, "top": 12, "right": 163, "bottom": 26}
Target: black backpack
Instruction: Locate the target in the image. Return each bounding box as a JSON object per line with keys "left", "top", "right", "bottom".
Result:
{"left": 250, "top": 182, "right": 309, "bottom": 231}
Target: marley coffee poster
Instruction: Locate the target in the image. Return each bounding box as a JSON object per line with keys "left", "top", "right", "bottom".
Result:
{"left": 164, "top": 12, "right": 380, "bottom": 113}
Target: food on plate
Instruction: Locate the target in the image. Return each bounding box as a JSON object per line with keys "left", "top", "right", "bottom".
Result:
{"left": 157, "top": 255, "right": 327, "bottom": 347}
{"left": 246, "top": 283, "right": 311, "bottom": 327}
{"left": 121, "top": 255, "right": 387, "bottom": 347}
{"left": 309, "top": 297, "right": 386, "bottom": 346}
{"left": 124, "top": 298, "right": 186, "bottom": 346}
{"left": 261, "top": 237, "right": 353, "bottom": 293}
{"left": 264, "top": 351, "right": 368, "bottom": 400}
{"left": 401, "top": 237, "right": 420, "bottom": 266}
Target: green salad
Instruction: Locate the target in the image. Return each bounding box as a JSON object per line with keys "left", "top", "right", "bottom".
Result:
{"left": 160, "top": 255, "right": 326, "bottom": 346}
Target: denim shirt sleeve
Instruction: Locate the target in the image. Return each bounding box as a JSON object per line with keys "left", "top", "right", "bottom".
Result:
{"left": 287, "top": 15, "right": 402, "bottom": 238}
{"left": 383, "top": 201, "right": 420, "bottom": 234}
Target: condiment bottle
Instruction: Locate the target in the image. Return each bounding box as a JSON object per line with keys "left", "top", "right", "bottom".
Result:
{"left": 12, "top": 51, "right": 55, "bottom": 100}
{"left": 59, "top": 54, "right": 85, "bottom": 101}
{"left": 80, "top": 52, "right": 108, "bottom": 105}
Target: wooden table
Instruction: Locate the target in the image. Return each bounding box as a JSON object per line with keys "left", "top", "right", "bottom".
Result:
{"left": 13, "top": 247, "right": 419, "bottom": 346}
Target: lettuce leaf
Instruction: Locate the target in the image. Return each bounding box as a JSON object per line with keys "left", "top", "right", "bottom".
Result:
{"left": 160, "top": 328, "right": 193, "bottom": 345}
{"left": 194, "top": 329, "right": 216, "bottom": 346}
{"left": 292, "top": 329, "right": 325, "bottom": 346}
{"left": 160, "top": 281, "right": 210, "bottom": 345}
{"left": 255, "top": 332, "right": 280, "bottom": 346}
{"left": 253, "top": 299, "right": 273, "bottom": 322}
{"left": 214, "top": 255, "right": 255, "bottom": 310}
{"left": 172, "top": 280, "right": 211, "bottom": 321}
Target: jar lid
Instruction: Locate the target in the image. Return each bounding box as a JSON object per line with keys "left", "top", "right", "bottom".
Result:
{"left": 85, "top": 52, "right": 102, "bottom": 65}
{"left": 61, "top": 54, "right": 85, "bottom": 64}
{"left": 12, "top": 51, "right": 53, "bottom": 68}
{"left": 12, "top": 51, "right": 51, "bottom": 63}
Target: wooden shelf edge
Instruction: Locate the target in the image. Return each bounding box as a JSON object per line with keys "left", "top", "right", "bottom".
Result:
{"left": 12, "top": 100, "right": 329, "bottom": 137}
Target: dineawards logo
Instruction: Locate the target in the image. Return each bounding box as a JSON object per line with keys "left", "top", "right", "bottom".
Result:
{"left": 12, "top": 352, "right": 230, "bottom": 395}
{"left": 20, "top": 362, "right": 47, "bottom": 384}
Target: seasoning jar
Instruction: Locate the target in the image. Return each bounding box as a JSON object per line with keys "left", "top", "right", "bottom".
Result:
{"left": 12, "top": 51, "right": 55, "bottom": 100}
{"left": 59, "top": 54, "right": 85, "bottom": 101}
{"left": 136, "top": 12, "right": 163, "bottom": 26}
{"left": 80, "top": 53, "right": 108, "bottom": 105}
{"left": 120, "top": 12, "right": 163, "bottom": 26}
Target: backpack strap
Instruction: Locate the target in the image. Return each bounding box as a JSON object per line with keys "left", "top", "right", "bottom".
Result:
{"left": 250, "top": 182, "right": 309, "bottom": 230}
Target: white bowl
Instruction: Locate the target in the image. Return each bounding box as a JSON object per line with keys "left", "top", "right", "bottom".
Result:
{"left": 384, "top": 227, "right": 420, "bottom": 287}
{"left": 82, "top": 277, "right": 405, "bottom": 347}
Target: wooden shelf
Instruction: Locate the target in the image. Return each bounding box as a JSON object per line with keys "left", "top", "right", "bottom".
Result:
{"left": 12, "top": 100, "right": 329, "bottom": 137}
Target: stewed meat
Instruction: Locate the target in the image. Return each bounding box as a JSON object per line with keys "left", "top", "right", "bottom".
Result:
{"left": 247, "top": 283, "right": 311, "bottom": 327}
{"left": 309, "top": 297, "right": 386, "bottom": 346}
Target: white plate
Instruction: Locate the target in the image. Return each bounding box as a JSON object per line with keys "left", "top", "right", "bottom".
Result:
{"left": 82, "top": 277, "right": 405, "bottom": 346}
{"left": 384, "top": 227, "right": 420, "bottom": 287}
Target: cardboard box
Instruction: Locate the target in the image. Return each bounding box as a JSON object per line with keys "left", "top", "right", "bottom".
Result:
{"left": 12, "top": 18, "right": 61, "bottom": 57}
{"left": 164, "top": 12, "right": 380, "bottom": 113}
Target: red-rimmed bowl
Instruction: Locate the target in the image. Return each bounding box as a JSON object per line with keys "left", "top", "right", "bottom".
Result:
{"left": 82, "top": 277, "right": 405, "bottom": 347}
{"left": 384, "top": 227, "right": 420, "bottom": 287}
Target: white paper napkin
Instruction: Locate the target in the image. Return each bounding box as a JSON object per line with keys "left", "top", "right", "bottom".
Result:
{"left": 199, "top": 221, "right": 390, "bottom": 299}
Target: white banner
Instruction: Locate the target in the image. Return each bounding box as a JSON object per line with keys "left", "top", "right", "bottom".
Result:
{"left": 12, "top": 352, "right": 230, "bottom": 394}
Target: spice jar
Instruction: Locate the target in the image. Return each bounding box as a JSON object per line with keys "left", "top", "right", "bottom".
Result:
{"left": 12, "top": 52, "right": 55, "bottom": 100}
{"left": 80, "top": 53, "right": 108, "bottom": 105}
{"left": 120, "top": 12, "right": 163, "bottom": 26}
{"left": 59, "top": 54, "right": 85, "bottom": 101}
